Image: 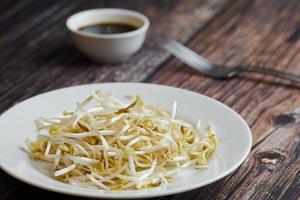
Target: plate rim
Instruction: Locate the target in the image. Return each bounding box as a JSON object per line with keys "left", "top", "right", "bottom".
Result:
{"left": 0, "top": 82, "right": 252, "bottom": 199}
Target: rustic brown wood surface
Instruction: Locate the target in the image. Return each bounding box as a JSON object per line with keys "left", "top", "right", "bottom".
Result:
{"left": 0, "top": 0, "right": 299, "bottom": 199}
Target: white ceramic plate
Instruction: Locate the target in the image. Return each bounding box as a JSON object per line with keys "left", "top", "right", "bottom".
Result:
{"left": 0, "top": 83, "right": 252, "bottom": 199}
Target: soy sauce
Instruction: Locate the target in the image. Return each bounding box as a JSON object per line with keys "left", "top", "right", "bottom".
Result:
{"left": 78, "top": 22, "right": 138, "bottom": 34}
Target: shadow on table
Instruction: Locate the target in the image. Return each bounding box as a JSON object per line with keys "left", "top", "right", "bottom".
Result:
{"left": 3, "top": 168, "right": 225, "bottom": 200}
{"left": 36, "top": 42, "right": 94, "bottom": 67}
{"left": 175, "top": 64, "right": 300, "bottom": 89}
{"left": 35, "top": 41, "right": 130, "bottom": 70}
{"left": 5, "top": 186, "right": 219, "bottom": 200}
{"left": 235, "top": 74, "right": 300, "bottom": 89}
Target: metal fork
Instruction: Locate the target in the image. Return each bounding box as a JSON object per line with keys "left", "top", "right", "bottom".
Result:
{"left": 165, "top": 41, "right": 300, "bottom": 82}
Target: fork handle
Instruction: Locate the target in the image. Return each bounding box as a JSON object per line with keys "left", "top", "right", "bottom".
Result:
{"left": 237, "top": 66, "right": 300, "bottom": 82}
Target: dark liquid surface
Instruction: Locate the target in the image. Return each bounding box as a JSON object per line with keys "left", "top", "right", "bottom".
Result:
{"left": 78, "top": 23, "right": 138, "bottom": 34}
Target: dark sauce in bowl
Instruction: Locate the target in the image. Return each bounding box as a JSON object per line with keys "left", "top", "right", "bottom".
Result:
{"left": 78, "top": 23, "right": 138, "bottom": 34}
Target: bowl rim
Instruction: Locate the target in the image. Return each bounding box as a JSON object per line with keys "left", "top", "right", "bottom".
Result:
{"left": 66, "top": 8, "right": 150, "bottom": 39}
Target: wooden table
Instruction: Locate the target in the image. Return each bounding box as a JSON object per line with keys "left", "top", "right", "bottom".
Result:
{"left": 1, "top": 0, "right": 299, "bottom": 199}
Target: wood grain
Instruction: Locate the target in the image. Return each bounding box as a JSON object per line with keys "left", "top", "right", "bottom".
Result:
{"left": 149, "top": 0, "right": 300, "bottom": 199}
{"left": 0, "top": 0, "right": 226, "bottom": 112}
{"left": 0, "top": 0, "right": 299, "bottom": 199}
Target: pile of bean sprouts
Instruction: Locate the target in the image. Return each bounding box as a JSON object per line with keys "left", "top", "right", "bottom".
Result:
{"left": 26, "top": 91, "right": 217, "bottom": 190}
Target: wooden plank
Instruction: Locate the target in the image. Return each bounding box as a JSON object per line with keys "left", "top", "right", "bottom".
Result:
{"left": 0, "top": 1, "right": 66, "bottom": 41}
{"left": 148, "top": 0, "right": 300, "bottom": 199}
{"left": 0, "top": 0, "right": 227, "bottom": 113}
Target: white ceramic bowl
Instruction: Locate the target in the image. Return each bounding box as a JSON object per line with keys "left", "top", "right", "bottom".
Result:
{"left": 66, "top": 9, "right": 150, "bottom": 63}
